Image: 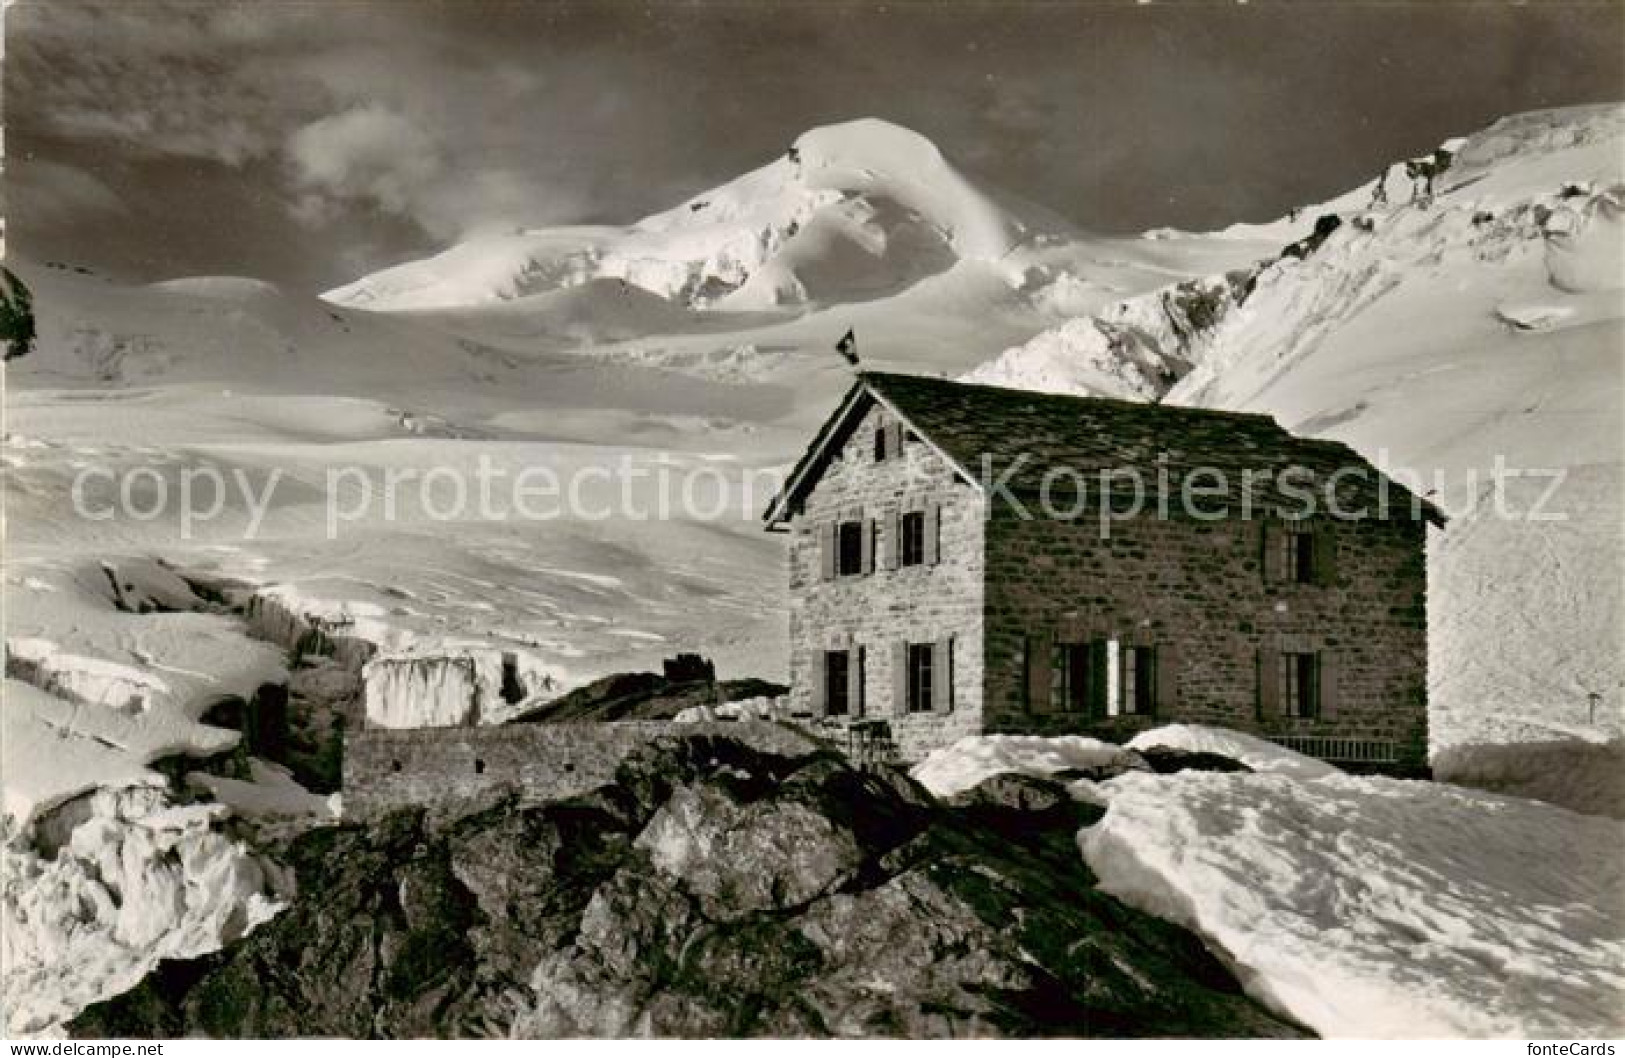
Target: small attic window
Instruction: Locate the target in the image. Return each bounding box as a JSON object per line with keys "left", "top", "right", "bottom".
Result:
{"left": 874, "top": 422, "right": 904, "bottom": 462}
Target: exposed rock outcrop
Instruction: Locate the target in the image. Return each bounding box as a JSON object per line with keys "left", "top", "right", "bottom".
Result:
{"left": 73, "top": 736, "right": 1303, "bottom": 1039}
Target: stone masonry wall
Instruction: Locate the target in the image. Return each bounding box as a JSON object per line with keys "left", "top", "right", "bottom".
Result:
{"left": 344, "top": 721, "right": 821, "bottom": 818}
{"left": 785, "top": 402, "right": 985, "bottom": 762}
{"left": 982, "top": 510, "right": 1429, "bottom": 768}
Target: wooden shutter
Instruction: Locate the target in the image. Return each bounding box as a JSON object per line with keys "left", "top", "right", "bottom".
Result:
{"left": 810, "top": 651, "right": 828, "bottom": 717}
{"left": 818, "top": 523, "right": 836, "bottom": 581}
{"left": 891, "top": 642, "right": 909, "bottom": 716}
{"left": 1155, "top": 643, "right": 1179, "bottom": 715}
{"left": 1313, "top": 525, "right": 1338, "bottom": 587}
{"left": 1318, "top": 651, "right": 1339, "bottom": 720}
{"left": 848, "top": 646, "right": 866, "bottom": 718}
{"left": 860, "top": 516, "right": 875, "bottom": 574}
{"left": 1088, "top": 639, "right": 1110, "bottom": 717}
{"left": 881, "top": 511, "right": 900, "bottom": 571}
{"left": 1025, "top": 631, "right": 1053, "bottom": 712}
{"left": 1257, "top": 646, "right": 1280, "bottom": 718}
{"left": 923, "top": 502, "right": 941, "bottom": 566}
{"left": 1261, "top": 522, "right": 1284, "bottom": 583}
{"left": 932, "top": 638, "right": 953, "bottom": 713}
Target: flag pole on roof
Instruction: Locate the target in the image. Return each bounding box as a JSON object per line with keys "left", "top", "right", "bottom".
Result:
{"left": 835, "top": 328, "right": 859, "bottom": 367}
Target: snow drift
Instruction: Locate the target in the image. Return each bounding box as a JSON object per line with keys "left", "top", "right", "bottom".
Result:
{"left": 1082, "top": 768, "right": 1625, "bottom": 1038}
{"left": 912, "top": 729, "right": 1625, "bottom": 1039}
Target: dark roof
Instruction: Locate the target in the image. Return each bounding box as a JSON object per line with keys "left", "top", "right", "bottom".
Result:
{"left": 764, "top": 372, "right": 1443, "bottom": 527}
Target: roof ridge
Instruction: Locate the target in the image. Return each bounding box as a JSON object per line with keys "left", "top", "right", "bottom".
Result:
{"left": 858, "top": 370, "right": 1281, "bottom": 423}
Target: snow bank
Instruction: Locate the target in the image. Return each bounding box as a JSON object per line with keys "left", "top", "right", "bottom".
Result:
{"left": 1, "top": 786, "right": 284, "bottom": 1037}
{"left": 1082, "top": 769, "right": 1625, "bottom": 1037}
{"left": 910, "top": 734, "right": 1141, "bottom": 799}
{"left": 1125, "top": 724, "right": 1341, "bottom": 780}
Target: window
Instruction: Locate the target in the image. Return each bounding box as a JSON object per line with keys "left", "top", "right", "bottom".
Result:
{"left": 1123, "top": 645, "right": 1155, "bottom": 715}
{"left": 907, "top": 643, "right": 934, "bottom": 713}
{"left": 1281, "top": 651, "right": 1318, "bottom": 718}
{"left": 1106, "top": 641, "right": 1155, "bottom": 716}
{"left": 837, "top": 520, "right": 864, "bottom": 576}
{"left": 825, "top": 650, "right": 851, "bottom": 716}
{"left": 1050, "top": 642, "right": 1090, "bottom": 712}
{"left": 1281, "top": 521, "right": 1315, "bottom": 583}
{"left": 899, "top": 511, "right": 925, "bottom": 567}
{"left": 875, "top": 422, "right": 907, "bottom": 462}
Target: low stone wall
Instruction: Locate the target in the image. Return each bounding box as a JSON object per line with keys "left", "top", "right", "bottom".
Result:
{"left": 343, "top": 721, "right": 824, "bottom": 818}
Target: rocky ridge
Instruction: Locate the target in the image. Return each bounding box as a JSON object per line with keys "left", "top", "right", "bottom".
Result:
{"left": 72, "top": 735, "right": 1300, "bottom": 1039}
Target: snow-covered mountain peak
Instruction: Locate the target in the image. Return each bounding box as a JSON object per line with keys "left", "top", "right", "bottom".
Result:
{"left": 324, "top": 117, "right": 1048, "bottom": 312}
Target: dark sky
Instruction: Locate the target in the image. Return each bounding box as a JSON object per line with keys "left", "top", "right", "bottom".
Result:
{"left": 6, "top": 0, "right": 1623, "bottom": 292}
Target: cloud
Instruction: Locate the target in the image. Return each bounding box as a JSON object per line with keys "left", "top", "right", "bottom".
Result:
{"left": 287, "top": 106, "right": 442, "bottom": 214}
{"left": 285, "top": 105, "right": 580, "bottom": 239}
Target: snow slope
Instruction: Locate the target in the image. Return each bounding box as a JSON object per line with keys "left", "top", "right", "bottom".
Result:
{"left": 912, "top": 729, "right": 1625, "bottom": 1039}
{"left": 1083, "top": 768, "right": 1625, "bottom": 1038}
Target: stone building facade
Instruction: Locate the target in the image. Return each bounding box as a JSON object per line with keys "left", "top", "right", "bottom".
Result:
{"left": 764, "top": 372, "right": 1436, "bottom": 769}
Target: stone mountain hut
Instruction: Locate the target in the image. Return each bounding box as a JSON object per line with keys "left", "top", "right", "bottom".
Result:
{"left": 763, "top": 372, "right": 1441, "bottom": 771}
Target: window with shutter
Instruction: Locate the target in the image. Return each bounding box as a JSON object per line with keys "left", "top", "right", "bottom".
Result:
{"left": 1120, "top": 645, "right": 1155, "bottom": 715}
{"left": 1049, "top": 642, "right": 1091, "bottom": 712}
{"left": 1280, "top": 651, "right": 1319, "bottom": 718}
{"left": 906, "top": 642, "right": 934, "bottom": 713}
{"left": 874, "top": 426, "right": 890, "bottom": 462}
{"left": 837, "top": 520, "right": 864, "bottom": 576}
{"left": 824, "top": 650, "right": 851, "bottom": 716}
{"left": 899, "top": 511, "right": 925, "bottom": 566}
{"left": 818, "top": 522, "right": 837, "bottom": 581}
